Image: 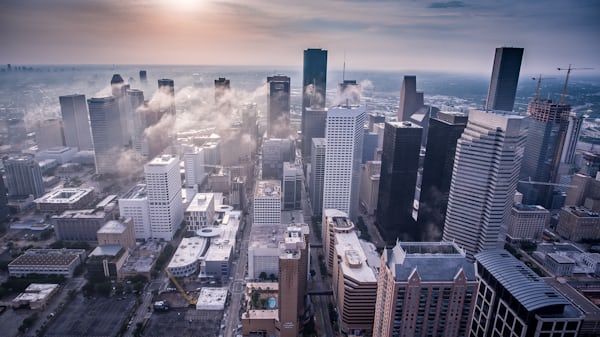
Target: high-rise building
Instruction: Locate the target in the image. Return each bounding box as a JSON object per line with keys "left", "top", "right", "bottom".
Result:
{"left": 59, "top": 94, "right": 93, "bottom": 151}
{"left": 322, "top": 209, "right": 354, "bottom": 272}
{"left": 88, "top": 96, "right": 123, "bottom": 175}
{"left": 376, "top": 122, "right": 422, "bottom": 244}
{"left": 111, "top": 74, "right": 132, "bottom": 146}
{"left": 127, "top": 89, "right": 147, "bottom": 156}
{"left": 373, "top": 242, "right": 477, "bottom": 337}
{"left": 301, "top": 107, "right": 327, "bottom": 160}
{"left": 561, "top": 111, "right": 585, "bottom": 165}
{"left": 417, "top": 112, "right": 467, "bottom": 240}
{"left": 261, "top": 138, "right": 295, "bottom": 180}
{"left": 337, "top": 80, "right": 361, "bottom": 105}
{"left": 139, "top": 70, "right": 147, "bottom": 83}
{"left": 397, "top": 75, "right": 424, "bottom": 122}
{"left": 0, "top": 176, "right": 8, "bottom": 223}
{"left": 4, "top": 153, "right": 44, "bottom": 199}
{"left": 144, "top": 155, "right": 183, "bottom": 241}
{"left": 471, "top": 250, "right": 583, "bottom": 337}
{"left": 309, "top": 138, "right": 326, "bottom": 215}
{"left": 519, "top": 99, "right": 570, "bottom": 207}
{"left": 506, "top": 204, "right": 550, "bottom": 243}
{"left": 359, "top": 160, "right": 381, "bottom": 216}
{"left": 253, "top": 180, "right": 282, "bottom": 227}
{"left": 485, "top": 47, "right": 524, "bottom": 111}
{"left": 35, "top": 119, "right": 65, "bottom": 150}
{"left": 323, "top": 105, "right": 366, "bottom": 221}
{"left": 118, "top": 184, "right": 151, "bottom": 239}
{"left": 267, "top": 75, "right": 291, "bottom": 138}
{"left": 183, "top": 145, "right": 206, "bottom": 189}
{"left": 157, "top": 78, "right": 176, "bottom": 116}
{"left": 368, "top": 113, "right": 386, "bottom": 132}
{"left": 282, "top": 162, "right": 302, "bottom": 211}
{"left": 442, "top": 110, "right": 527, "bottom": 259}
{"left": 302, "top": 48, "right": 327, "bottom": 157}
{"left": 214, "top": 77, "right": 231, "bottom": 114}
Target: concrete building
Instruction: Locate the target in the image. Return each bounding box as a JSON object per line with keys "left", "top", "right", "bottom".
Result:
{"left": 35, "top": 118, "right": 64, "bottom": 150}
{"left": 485, "top": 47, "right": 524, "bottom": 112}
{"left": 34, "top": 187, "right": 95, "bottom": 214}
{"left": 185, "top": 193, "right": 216, "bottom": 231}
{"left": 59, "top": 94, "right": 93, "bottom": 151}
{"left": 157, "top": 78, "right": 176, "bottom": 116}
{"left": 35, "top": 146, "right": 78, "bottom": 164}
{"left": 471, "top": 250, "right": 583, "bottom": 337}
{"left": 373, "top": 242, "right": 476, "bottom": 337}
{"left": 248, "top": 225, "right": 287, "bottom": 280}
{"left": 11, "top": 283, "right": 59, "bottom": 310}
{"left": 87, "top": 96, "right": 123, "bottom": 174}
{"left": 506, "top": 204, "right": 550, "bottom": 243}
{"left": 118, "top": 184, "right": 151, "bottom": 239}
{"left": 309, "top": 138, "right": 326, "bottom": 215}
{"left": 359, "top": 160, "right": 381, "bottom": 216}
{"left": 254, "top": 180, "right": 282, "bottom": 227}
{"left": 322, "top": 209, "right": 355, "bottom": 273}
{"left": 397, "top": 75, "right": 424, "bottom": 122}
{"left": 145, "top": 154, "right": 183, "bottom": 241}
{"left": 97, "top": 217, "right": 135, "bottom": 249}
{"left": 302, "top": 107, "right": 327, "bottom": 160}
{"left": 565, "top": 173, "right": 600, "bottom": 209}
{"left": 282, "top": 162, "right": 302, "bottom": 211}
{"left": 196, "top": 287, "right": 229, "bottom": 310}
{"left": 241, "top": 282, "right": 279, "bottom": 336}
{"left": 53, "top": 208, "right": 112, "bottom": 241}
{"left": 183, "top": 145, "right": 206, "bottom": 189}
{"left": 323, "top": 105, "right": 366, "bottom": 221}
{"left": 4, "top": 153, "right": 45, "bottom": 199}
{"left": 87, "top": 244, "right": 129, "bottom": 279}
{"left": 333, "top": 231, "right": 379, "bottom": 336}
{"left": 167, "top": 236, "right": 208, "bottom": 277}
{"left": 262, "top": 138, "right": 295, "bottom": 180}
{"left": 544, "top": 253, "right": 576, "bottom": 277}
{"left": 267, "top": 75, "right": 291, "bottom": 138}
{"left": 8, "top": 249, "right": 86, "bottom": 277}
{"left": 442, "top": 110, "right": 527, "bottom": 259}
{"left": 556, "top": 206, "right": 600, "bottom": 242}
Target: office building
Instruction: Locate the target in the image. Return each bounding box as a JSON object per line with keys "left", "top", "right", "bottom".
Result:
{"left": 118, "top": 184, "right": 151, "bottom": 239}
{"left": 373, "top": 242, "right": 476, "bottom": 337}
{"left": 442, "top": 110, "right": 527, "bottom": 259}
{"left": 185, "top": 193, "right": 215, "bottom": 231}
{"left": 302, "top": 107, "right": 327, "bottom": 160}
{"left": 157, "top": 78, "right": 176, "bottom": 115}
{"left": 214, "top": 77, "right": 231, "bottom": 112}
{"left": 507, "top": 204, "right": 550, "bottom": 243}
{"left": 544, "top": 278, "right": 600, "bottom": 336}
{"left": 53, "top": 208, "right": 113, "bottom": 241}
{"left": 376, "top": 122, "right": 422, "bottom": 244}
{"left": 0, "top": 177, "right": 8, "bottom": 223}
{"left": 267, "top": 75, "right": 291, "bottom": 138}
{"left": 333, "top": 231, "right": 379, "bottom": 336}
{"left": 8, "top": 249, "right": 86, "bottom": 278}
{"left": 127, "top": 88, "right": 146, "bottom": 155}
{"left": 97, "top": 217, "right": 136, "bottom": 249}
{"left": 254, "top": 180, "right": 282, "bottom": 227}
{"left": 262, "top": 138, "right": 295, "bottom": 180}
{"left": 139, "top": 70, "right": 147, "bottom": 83}
{"left": 309, "top": 138, "right": 326, "bottom": 215}
{"left": 282, "top": 162, "right": 302, "bottom": 211}
{"left": 4, "top": 153, "right": 44, "bottom": 199}
{"left": 556, "top": 206, "right": 600, "bottom": 242}
{"left": 59, "top": 94, "right": 94, "bottom": 151}
{"left": 520, "top": 99, "right": 571, "bottom": 207}
{"left": 35, "top": 119, "right": 64, "bottom": 150}
{"left": 35, "top": 146, "right": 77, "bottom": 164}
{"left": 359, "top": 160, "right": 381, "bottom": 216}
{"left": 145, "top": 155, "right": 184, "bottom": 241}
{"left": 302, "top": 48, "right": 327, "bottom": 157}
{"left": 485, "top": 47, "right": 524, "bottom": 111}
{"left": 322, "top": 209, "right": 355, "bottom": 272}
{"left": 471, "top": 250, "right": 583, "bottom": 337}
{"left": 565, "top": 173, "right": 600, "bottom": 209}
{"left": 397, "top": 75, "right": 424, "bottom": 122}
{"left": 110, "top": 74, "right": 132, "bottom": 146}
{"left": 418, "top": 112, "right": 467, "bottom": 239}
{"left": 368, "top": 113, "right": 386, "bottom": 132}
{"left": 34, "top": 187, "right": 95, "bottom": 214}
{"left": 561, "top": 111, "right": 585, "bottom": 166}
{"left": 88, "top": 96, "right": 123, "bottom": 174}
{"left": 323, "top": 105, "right": 366, "bottom": 221}
{"left": 183, "top": 145, "right": 206, "bottom": 189}
{"left": 248, "top": 225, "right": 286, "bottom": 280}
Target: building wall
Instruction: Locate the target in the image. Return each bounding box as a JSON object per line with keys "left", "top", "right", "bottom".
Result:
{"left": 145, "top": 155, "right": 183, "bottom": 241}
{"left": 507, "top": 205, "right": 549, "bottom": 242}
{"left": 119, "top": 196, "right": 151, "bottom": 239}
{"left": 556, "top": 206, "right": 600, "bottom": 241}
{"left": 309, "top": 138, "right": 326, "bottom": 215}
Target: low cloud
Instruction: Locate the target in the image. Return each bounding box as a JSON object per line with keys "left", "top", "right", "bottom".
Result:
{"left": 428, "top": 1, "right": 466, "bottom": 9}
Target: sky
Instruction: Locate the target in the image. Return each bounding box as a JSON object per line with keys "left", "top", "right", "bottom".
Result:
{"left": 0, "top": 0, "right": 599, "bottom": 75}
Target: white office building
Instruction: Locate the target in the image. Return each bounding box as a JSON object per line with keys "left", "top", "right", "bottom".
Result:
{"left": 253, "top": 180, "right": 281, "bottom": 227}
{"left": 442, "top": 109, "right": 527, "bottom": 259}
{"left": 119, "top": 184, "right": 151, "bottom": 239}
{"left": 186, "top": 193, "right": 215, "bottom": 231}
{"left": 323, "top": 105, "right": 366, "bottom": 221}
{"left": 145, "top": 155, "right": 184, "bottom": 240}
{"left": 183, "top": 145, "right": 206, "bottom": 189}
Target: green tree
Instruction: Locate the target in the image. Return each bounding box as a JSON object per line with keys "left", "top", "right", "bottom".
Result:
{"left": 259, "top": 271, "right": 267, "bottom": 281}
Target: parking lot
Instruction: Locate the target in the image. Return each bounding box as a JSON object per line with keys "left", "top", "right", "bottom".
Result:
{"left": 44, "top": 293, "right": 137, "bottom": 337}
{"left": 143, "top": 308, "right": 223, "bottom": 337}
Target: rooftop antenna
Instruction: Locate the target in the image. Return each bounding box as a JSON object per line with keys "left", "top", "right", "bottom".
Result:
{"left": 557, "top": 64, "right": 593, "bottom": 104}
{"left": 342, "top": 51, "right": 346, "bottom": 82}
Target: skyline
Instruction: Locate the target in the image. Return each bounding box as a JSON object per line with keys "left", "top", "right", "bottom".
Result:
{"left": 1, "top": 0, "right": 599, "bottom": 75}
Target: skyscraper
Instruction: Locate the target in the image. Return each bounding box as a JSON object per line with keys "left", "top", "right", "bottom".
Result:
{"left": 139, "top": 70, "right": 147, "bottom": 83}
{"left": 337, "top": 80, "right": 361, "bottom": 105}
{"left": 301, "top": 107, "right": 327, "bottom": 160}
{"left": 267, "top": 75, "right": 291, "bottom": 138}
{"left": 59, "top": 94, "right": 93, "bottom": 151}
{"left": 442, "top": 110, "right": 527, "bottom": 259}
{"left": 519, "top": 99, "right": 570, "bottom": 207}
{"left": 418, "top": 112, "right": 467, "bottom": 240}
{"left": 4, "top": 153, "right": 44, "bottom": 199}
{"left": 87, "top": 96, "right": 123, "bottom": 174}
{"left": 157, "top": 78, "right": 176, "bottom": 116}
{"left": 323, "top": 105, "right": 366, "bottom": 221}
{"left": 144, "top": 154, "right": 183, "bottom": 241}
{"left": 282, "top": 162, "right": 302, "bottom": 211}
{"left": 34, "top": 119, "right": 65, "bottom": 150}
{"left": 127, "top": 89, "right": 147, "bottom": 156}
{"left": 309, "top": 138, "right": 326, "bottom": 216}
{"left": 485, "top": 47, "right": 524, "bottom": 111}
{"left": 397, "top": 75, "right": 424, "bottom": 122}
{"left": 376, "top": 122, "right": 422, "bottom": 244}
{"left": 111, "top": 74, "right": 132, "bottom": 146}
{"left": 302, "top": 48, "right": 327, "bottom": 157}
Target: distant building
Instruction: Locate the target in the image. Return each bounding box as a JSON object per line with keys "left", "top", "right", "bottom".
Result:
{"left": 88, "top": 96, "right": 123, "bottom": 174}
{"left": 0, "top": 176, "right": 8, "bottom": 223}
{"left": 254, "top": 180, "right": 282, "bottom": 227}
{"left": 337, "top": 80, "right": 361, "bottom": 105}
{"left": 59, "top": 94, "right": 93, "bottom": 151}
{"left": 11, "top": 283, "right": 59, "bottom": 310}
{"left": 282, "top": 162, "right": 302, "bottom": 211}
{"left": 373, "top": 242, "right": 476, "bottom": 337}
{"left": 485, "top": 47, "right": 524, "bottom": 111}
{"left": 472, "top": 250, "right": 583, "bottom": 337}
{"left": 267, "top": 75, "right": 291, "bottom": 138}
{"left": 145, "top": 155, "right": 183, "bottom": 241}
{"left": 556, "top": 206, "right": 600, "bottom": 242}
{"left": 183, "top": 145, "right": 206, "bottom": 189}
{"left": 397, "top": 75, "right": 424, "bottom": 122}
{"left": 507, "top": 204, "right": 550, "bottom": 243}
{"left": 157, "top": 78, "right": 175, "bottom": 115}
{"left": 214, "top": 77, "right": 231, "bottom": 113}
{"left": 565, "top": 173, "right": 600, "bottom": 209}
{"left": 97, "top": 217, "right": 135, "bottom": 249}
{"left": 4, "top": 153, "right": 45, "bottom": 199}
{"left": 118, "top": 184, "right": 151, "bottom": 239}
{"left": 35, "top": 119, "right": 64, "bottom": 150}
{"left": 262, "top": 138, "right": 295, "bottom": 180}
{"left": 35, "top": 146, "right": 77, "bottom": 164}
{"left": 8, "top": 249, "right": 86, "bottom": 277}
{"left": 309, "top": 138, "right": 326, "bottom": 215}
{"left": 139, "top": 70, "right": 147, "bottom": 83}
{"left": 301, "top": 107, "right": 327, "bottom": 160}
{"left": 34, "top": 187, "right": 95, "bottom": 214}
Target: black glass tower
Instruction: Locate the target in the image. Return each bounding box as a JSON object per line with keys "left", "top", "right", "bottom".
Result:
{"left": 302, "top": 48, "right": 327, "bottom": 158}
{"left": 267, "top": 75, "right": 291, "bottom": 138}
{"left": 486, "top": 47, "right": 524, "bottom": 111}
{"left": 376, "top": 122, "right": 422, "bottom": 245}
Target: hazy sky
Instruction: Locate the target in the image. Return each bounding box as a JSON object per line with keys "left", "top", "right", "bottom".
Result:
{"left": 1, "top": 0, "right": 599, "bottom": 75}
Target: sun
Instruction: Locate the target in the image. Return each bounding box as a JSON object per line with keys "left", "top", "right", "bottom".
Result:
{"left": 163, "top": 0, "right": 203, "bottom": 11}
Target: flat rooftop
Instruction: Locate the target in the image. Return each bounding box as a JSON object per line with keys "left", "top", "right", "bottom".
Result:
{"left": 335, "top": 232, "right": 377, "bottom": 283}
{"left": 98, "top": 219, "right": 128, "bottom": 234}
{"left": 196, "top": 287, "right": 228, "bottom": 310}
{"left": 250, "top": 225, "right": 287, "bottom": 250}
{"left": 168, "top": 237, "right": 209, "bottom": 269}
{"left": 89, "top": 244, "right": 124, "bottom": 257}
{"left": 35, "top": 187, "right": 94, "bottom": 204}
{"left": 147, "top": 154, "right": 178, "bottom": 167}
{"left": 12, "top": 283, "right": 59, "bottom": 303}
{"left": 255, "top": 180, "right": 281, "bottom": 198}
{"left": 120, "top": 184, "right": 147, "bottom": 200}
{"left": 186, "top": 193, "right": 214, "bottom": 213}
{"left": 10, "top": 249, "right": 85, "bottom": 266}
{"left": 53, "top": 209, "right": 107, "bottom": 219}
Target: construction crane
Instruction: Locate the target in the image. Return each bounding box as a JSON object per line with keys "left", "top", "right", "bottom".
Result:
{"left": 531, "top": 75, "right": 556, "bottom": 102}
{"left": 557, "top": 65, "right": 594, "bottom": 104}
{"left": 164, "top": 268, "right": 197, "bottom": 306}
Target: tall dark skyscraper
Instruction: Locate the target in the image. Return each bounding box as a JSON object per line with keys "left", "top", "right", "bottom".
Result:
{"left": 139, "top": 70, "right": 147, "bottom": 83}
{"left": 417, "top": 112, "right": 467, "bottom": 240}
{"left": 302, "top": 48, "right": 327, "bottom": 157}
{"left": 157, "top": 78, "right": 176, "bottom": 115}
{"left": 376, "top": 121, "right": 422, "bottom": 244}
{"left": 397, "top": 75, "right": 424, "bottom": 121}
{"left": 88, "top": 96, "right": 123, "bottom": 174}
{"left": 267, "top": 75, "right": 291, "bottom": 138}
{"left": 486, "top": 47, "right": 524, "bottom": 111}
{"left": 59, "top": 94, "right": 94, "bottom": 151}
{"left": 301, "top": 107, "right": 327, "bottom": 160}
{"left": 519, "top": 99, "right": 570, "bottom": 207}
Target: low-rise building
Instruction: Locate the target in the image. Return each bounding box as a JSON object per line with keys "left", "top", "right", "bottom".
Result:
{"left": 544, "top": 253, "right": 576, "bottom": 277}
{"left": 557, "top": 206, "right": 600, "bottom": 241}
{"left": 34, "top": 187, "right": 95, "bottom": 214}
{"left": 97, "top": 217, "right": 135, "bottom": 249}
{"left": 53, "top": 208, "right": 112, "bottom": 241}
{"left": 507, "top": 204, "right": 550, "bottom": 243}
{"left": 8, "top": 249, "right": 86, "bottom": 277}
{"left": 185, "top": 193, "right": 216, "bottom": 231}
{"left": 87, "top": 244, "right": 129, "bottom": 279}
{"left": 195, "top": 287, "right": 228, "bottom": 310}
{"left": 11, "top": 283, "right": 59, "bottom": 310}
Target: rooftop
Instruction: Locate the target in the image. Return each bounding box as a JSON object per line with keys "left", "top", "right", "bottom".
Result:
{"left": 168, "top": 237, "right": 209, "bottom": 269}
{"left": 513, "top": 204, "right": 549, "bottom": 212}
{"left": 475, "top": 250, "right": 570, "bottom": 312}
{"left": 186, "top": 193, "right": 214, "bottom": 213}
{"left": 120, "top": 184, "right": 147, "bottom": 200}
{"left": 89, "top": 244, "right": 124, "bottom": 257}
{"left": 335, "top": 232, "right": 377, "bottom": 283}
{"left": 255, "top": 180, "right": 281, "bottom": 198}
{"left": 9, "top": 249, "right": 85, "bottom": 267}
{"left": 250, "top": 225, "right": 287, "bottom": 250}
{"left": 53, "top": 209, "right": 107, "bottom": 219}
{"left": 195, "top": 287, "right": 228, "bottom": 310}
{"left": 97, "top": 219, "right": 129, "bottom": 234}
{"left": 12, "top": 283, "right": 59, "bottom": 303}
{"left": 34, "top": 187, "right": 94, "bottom": 204}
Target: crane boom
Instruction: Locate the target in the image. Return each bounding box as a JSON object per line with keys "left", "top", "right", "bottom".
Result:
{"left": 557, "top": 65, "right": 594, "bottom": 104}
{"left": 164, "top": 268, "right": 197, "bottom": 306}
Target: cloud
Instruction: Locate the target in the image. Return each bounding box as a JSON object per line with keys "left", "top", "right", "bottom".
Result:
{"left": 428, "top": 1, "right": 466, "bottom": 9}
